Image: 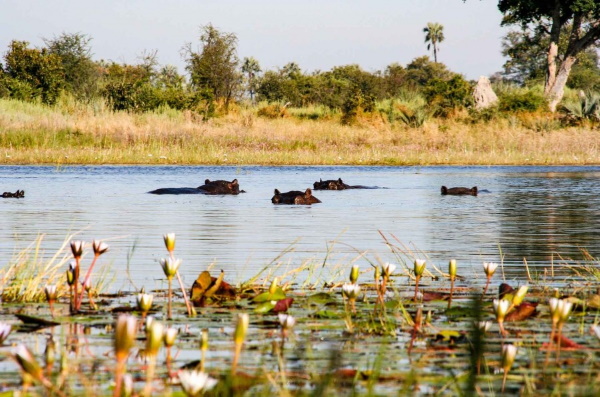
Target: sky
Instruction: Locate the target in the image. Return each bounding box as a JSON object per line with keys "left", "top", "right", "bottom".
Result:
{"left": 0, "top": 0, "right": 510, "bottom": 80}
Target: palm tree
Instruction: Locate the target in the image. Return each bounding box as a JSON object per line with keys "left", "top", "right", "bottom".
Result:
{"left": 423, "top": 22, "right": 445, "bottom": 63}
{"left": 241, "top": 57, "right": 261, "bottom": 102}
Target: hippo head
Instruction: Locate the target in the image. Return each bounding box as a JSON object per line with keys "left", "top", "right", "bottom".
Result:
{"left": 294, "top": 188, "right": 322, "bottom": 204}
{"left": 271, "top": 189, "right": 282, "bottom": 204}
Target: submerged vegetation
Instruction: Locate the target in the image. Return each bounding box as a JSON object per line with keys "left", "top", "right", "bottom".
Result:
{"left": 0, "top": 232, "right": 599, "bottom": 395}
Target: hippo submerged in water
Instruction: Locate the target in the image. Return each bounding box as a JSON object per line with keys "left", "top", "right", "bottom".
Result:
{"left": 272, "top": 188, "right": 321, "bottom": 205}
{"left": 441, "top": 186, "right": 478, "bottom": 196}
{"left": 2, "top": 190, "right": 24, "bottom": 198}
{"left": 149, "top": 179, "right": 244, "bottom": 195}
{"left": 313, "top": 178, "right": 380, "bottom": 190}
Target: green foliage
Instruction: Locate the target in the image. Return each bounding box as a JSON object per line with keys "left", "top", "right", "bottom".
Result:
{"left": 498, "top": 87, "right": 546, "bottom": 112}
{"left": 44, "top": 32, "right": 100, "bottom": 101}
{"left": 423, "top": 74, "right": 472, "bottom": 117}
{"left": 257, "top": 102, "right": 289, "bottom": 119}
{"left": 2, "top": 40, "right": 64, "bottom": 104}
{"left": 184, "top": 24, "right": 241, "bottom": 107}
{"left": 561, "top": 91, "right": 600, "bottom": 124}
{"left": 404, "top": 56, "right": 453, "bottom": 89}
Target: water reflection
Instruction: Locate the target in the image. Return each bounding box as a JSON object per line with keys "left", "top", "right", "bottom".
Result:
{"left": 1, "top": 165, "right": 599, "bottom": 290}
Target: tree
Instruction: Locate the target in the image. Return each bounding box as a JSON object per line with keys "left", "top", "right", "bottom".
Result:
{"left": 44, "top": 32, "right": 99, "bottom": 101}
{"left": 183, "top": 24, "right": 241, "bottom": 108}
{"left": 423, "top": 22, "right": 445, "bottom": 63}
{"left": 241, "top": 57, "right": 261, "bottom": 102}
{"left": 501, "top": 25, "right": 600, "bottom": 90}
{"left": 3, "top": 40, "right": 64, "bottom": 104}
{"left": 498, "top": 0, "right": 600, "bottom": 111}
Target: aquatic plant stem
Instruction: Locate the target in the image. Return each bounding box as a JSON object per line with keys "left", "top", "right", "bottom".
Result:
{"left": 72, "top": 258, "right": 81, "bottom": 312}
{"left": 167, "top": 277, "right": 173, "bottom": 320}
{"left": 232, "top": 342, "right": 242, "bottom": 374}
{"left": 113, "top": 358, "right": 126, "bottom": 397}
{"left": 544, "top": 322, "right": 557, "bottom": 368}
{"left": 448, "top": 277, "right": 455, "bottom": 310}
{"left": 77, "top": 254, "right": 99, "bottom": 311}
{"left": 414, "top": 275, "right": 421, "bottom": 302}
{"left": 168, "top": 252, "right": 193, "bottom": 317}
{"left": 482, "top": 276, "right": 491, "bottom": 300}
{"left": 144, "top": 356, "right": 156, "bottom": 396}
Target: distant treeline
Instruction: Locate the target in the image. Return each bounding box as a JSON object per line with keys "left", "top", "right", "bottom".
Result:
{"left": 1, "top": 26, "right": 599, "bottom": 125}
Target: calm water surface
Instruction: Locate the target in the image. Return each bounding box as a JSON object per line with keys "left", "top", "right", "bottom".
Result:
{"left": 1, "top": 165, "right": 599, "bottom": 291}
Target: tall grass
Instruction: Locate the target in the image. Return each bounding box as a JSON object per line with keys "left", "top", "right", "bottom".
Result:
{"left": 1, "top": 97, "right": 599, "bottom": 165}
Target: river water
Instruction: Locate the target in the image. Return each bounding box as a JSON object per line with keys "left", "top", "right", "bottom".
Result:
{"left": 1, "top": 165, "right": 599, "bottom": 291}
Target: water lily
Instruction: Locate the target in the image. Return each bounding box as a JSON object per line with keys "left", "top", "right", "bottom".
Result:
{"left": 92, "top": 240, "right": 109, "bottom": 256}
{"left": 70, "top": 240, "right": 84, "bottom": 259}
{"left": 114, "top": 314, "right": 137, "bottom": 362}
{"left": 233, "top": 313, "right": 249, "bottom": 372}
{"left": 483, "top": 262, "right": 498, "bottom": 277}
{"left": 160, "top": 257, "right": 181, "bottom": 319}
{"left": 448, "top": 259, "right": 457, "bottom": 309}
{"left": 349, "top": 265, "right": 360, "bottom": 284}
{"left": 137, "top": 292, "right": 154, "bottom": 314}
{"left": 476, "top": 320, "right": 493, "bottom": 334}
{"left": 482, "top": 262, "right": 499, "bottom": 297}
{"left": 0, "top": 322, "right": 12, "bottom": 345}
{"left": 145, "top": 320, "right": 164, "bottom": 356}
{"left": 342, "top": 283, "right": 361, "bottom": 300}
{"left": 178, "top": 370, "right": 218, "bottom": 396}
{"left": 501, "top": 344, "right": 517, "bottom": 392}
{"left": 164, "top": 327, "right": 178, "bottom": 348}
{"left": 160, "top": 257, "right": 181, "bottom": 279}
{"left": 44, "top": 285, "right": 58, "bottom": 317}
{"left": 163, "top": 233, "right": 176, "bottom": 253}
{"left": 278, "top": 313, "right": 296, "bottom": 330}
{"left": 493, "top": 299, "right": 511, "bottom": 335}
{"left": 382, "top": 262, "right": 396, "bottom": 279}
{"left": 413, "top": 259, "right": 426, "bottom": 302}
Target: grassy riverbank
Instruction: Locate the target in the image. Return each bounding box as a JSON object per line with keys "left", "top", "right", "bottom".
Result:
{"left": 1, "top": 98, "right": 599, "bottom": 165}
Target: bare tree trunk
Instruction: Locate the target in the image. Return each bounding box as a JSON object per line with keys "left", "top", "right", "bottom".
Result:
{"left": 547, "top": 55, "right": 577, "bottom": 112}
{"left": 545, "top": 1, "right": 562, "bottom": 96}
{"left": 433, "top": 44, "right": 438, "bottom": 63}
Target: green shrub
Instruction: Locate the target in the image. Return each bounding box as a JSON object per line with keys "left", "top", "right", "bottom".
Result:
{"left": 498, "top": 89, "right": 546, "bottom": 112}
{"left": 423, "top": 75, "right": 473, "bottom": 117}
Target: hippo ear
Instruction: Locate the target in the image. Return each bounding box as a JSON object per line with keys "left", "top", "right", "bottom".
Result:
{"left": 441, "top": 186, "right": 447, "bottom": 194}
{"left": 231, "top": 179, "right": 238, "bottom": 185}
{"left": 338, "top": 178, "right": 343, "bottom": 183}
{"left": 274, "top": 189, "right": 280, "bottom": 195}
{"left": 320, "top": 178, "right": 322, "bottom": 182}
{"left": 205, "top": 179, "right": 210, "bottom": 184}
{"left": 472, "top": 186, "right": 478, "bottom": 193}
{"left": 305, "top": 188, "right": 312, "bottom": 197}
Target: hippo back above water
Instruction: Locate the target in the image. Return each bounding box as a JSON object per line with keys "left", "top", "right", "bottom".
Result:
{"left": 313, "top": 178, "right": 380, "bottom": 190}
{"left": 441, "top": 186, "right": 478, "bottom": 196}
{"left": 271, "top": 188, "right": 321, "bottom": 205}
{"left": 198, "top": 179, "right": 242, "bottom": 195}
{"left": 149, "top": 179, "right": 243, "bottom": 195}
{"left": 1, "top": 190, "right": 25, "bottom": 198}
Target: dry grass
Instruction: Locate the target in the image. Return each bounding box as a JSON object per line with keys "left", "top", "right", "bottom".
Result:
{"left": 1, "top": 98, "right": 599, "bottom": 165}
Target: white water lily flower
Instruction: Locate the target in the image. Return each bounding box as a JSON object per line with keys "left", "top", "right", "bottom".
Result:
{"left": 178, "top": 370, "right": 218, "bottom": 396}
{"left": 342, "top": 283, "right": 361, "bottom": 299}
{"left": 501, "top": 344, "right": 517, "bottom": 371}
{"left": 44, "top": 285, "right": 58, "bottom": 301}
{"left": 14, "top": 344, "right": 43, "bottom": 379}
{"left": 414, "top": 259, "right": 426, "bottom": 277}
{"left": 483, "top": 262, "right": 498, "bottom": 277}
{"left": 160, "top": 257, "right": 181, "bottom": 278}
{"left": 278, "top": 314, "right": 296, "bottom": 330}
{"left": 163, "top": 327, "right": 178, "bottom": 348}
{"left": 382, "top": 262, "right": 396, "bottom": 278}
{"left": 70, "top": 240, "right": 84, "bottom": 258}
{"left": 163, "top": 233, "right": 176, "bottom": 253}
{"left": 92, "top": 240, "right": 109, "bottom": 256}
{"left": 476, "top": 321, "right": 492, "bottom": 334}
{"left": 136, "top": 293, "right": 154, "bottom": 313}
{"left": 493, "top": 299, "right": 511, "bottom": 322}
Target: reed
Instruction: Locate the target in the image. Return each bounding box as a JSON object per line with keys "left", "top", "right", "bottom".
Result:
{"left": 2, "top": 98, "right": 600, "bottom": 165}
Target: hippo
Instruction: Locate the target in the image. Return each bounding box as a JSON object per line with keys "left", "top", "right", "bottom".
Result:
{"left": 441, "top": 186, "right": 478, "bottom": 196}
{"left": 313, "top": 178, "right": 380, "bottom": 190}
{"left": 1, "top": 190, "right": 24, "bottom": 198}
{"left": 271, "top": 188, "right": 321, "bottom": 205}
{"left": 149, "top": 179, "right": 243, "bottom": 195}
